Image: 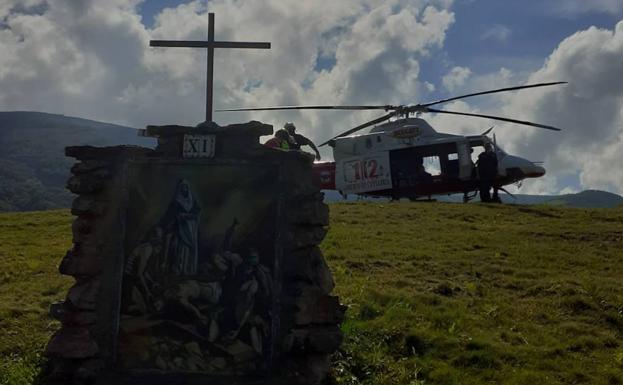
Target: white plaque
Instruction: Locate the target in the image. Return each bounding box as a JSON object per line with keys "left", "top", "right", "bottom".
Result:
{"left": 336, "top": 152, "right": 392, "bottom": 194}
{"left": 183, "top": 134, "right": 216, "bottom": 158}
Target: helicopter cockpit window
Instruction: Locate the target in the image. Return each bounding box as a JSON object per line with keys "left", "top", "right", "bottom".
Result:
{"left": 448, "top": 153, "right": 458, "bottom": 161}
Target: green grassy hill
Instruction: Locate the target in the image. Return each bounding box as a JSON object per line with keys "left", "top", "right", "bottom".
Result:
{"left": 1, "top": 203, "right": 622, "bottom": 384}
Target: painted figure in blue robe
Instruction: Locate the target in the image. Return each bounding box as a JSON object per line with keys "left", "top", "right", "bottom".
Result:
{"left": 161, "top": 179, "right": 201, "bottom": 275}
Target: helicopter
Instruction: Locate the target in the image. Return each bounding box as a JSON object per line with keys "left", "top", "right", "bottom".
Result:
{"left": 217, "top": 82, "right": 566, "bottom": 202}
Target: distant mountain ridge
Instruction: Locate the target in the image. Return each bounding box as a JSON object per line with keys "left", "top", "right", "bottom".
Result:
{"left": 0, "top": 111, "right": 154, "bottom": 211}
{"left": 534, "top": 189, "right": 623, "bottom": 208}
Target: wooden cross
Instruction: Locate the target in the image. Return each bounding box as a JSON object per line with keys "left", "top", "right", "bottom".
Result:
{"left": 150, "top": 13, "right": 271, "bottom": 123}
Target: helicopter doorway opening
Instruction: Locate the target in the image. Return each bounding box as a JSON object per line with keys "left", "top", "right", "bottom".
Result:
{"left": 389, "top": 140, "right": 474, "bottom": 200}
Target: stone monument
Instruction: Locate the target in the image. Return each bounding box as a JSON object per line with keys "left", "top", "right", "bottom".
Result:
{"left": 43, "top": 13, "right": 344, "bottom": 385}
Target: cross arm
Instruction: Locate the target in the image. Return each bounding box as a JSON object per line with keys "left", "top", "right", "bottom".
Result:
{"left": 150, "top": 40, "right": 271, "bottom": 49}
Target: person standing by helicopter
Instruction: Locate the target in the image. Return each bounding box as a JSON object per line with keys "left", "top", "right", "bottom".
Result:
{"left": 477, "top": 142, "right": 500, "bottom": 202}
{"left": 284, "top": 122, "right": 321, "bottom": 161}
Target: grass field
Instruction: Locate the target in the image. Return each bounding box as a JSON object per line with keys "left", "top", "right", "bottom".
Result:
{"left": 0, "top": 210, "right": 72, "bottom": 385}
{"left": 1, "top": 203, "right": 622, "bottom": 384}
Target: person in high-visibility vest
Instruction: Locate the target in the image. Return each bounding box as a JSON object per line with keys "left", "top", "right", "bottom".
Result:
{"left": 264, "top": 129, "right": 292, "bottom": 150}
{"left": 284, "top": 122, "right": 321, "bottom": 161}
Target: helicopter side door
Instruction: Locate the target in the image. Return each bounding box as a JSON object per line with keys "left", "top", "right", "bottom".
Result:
{"left": 456, "top": 140, "right": 473, "bottom": 180}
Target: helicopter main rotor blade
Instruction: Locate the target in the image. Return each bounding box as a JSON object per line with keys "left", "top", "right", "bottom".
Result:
{"left": 425, "top": 108, "right": 562, "bottom": 131}
{"left": 319, "top": 111, "right": 398, "bottom": 146}
{"left": 216, "top": 105, "right": 391, "bottom": 112}
{"left": 421, "top": 81, "right": 567, "bottom": 108}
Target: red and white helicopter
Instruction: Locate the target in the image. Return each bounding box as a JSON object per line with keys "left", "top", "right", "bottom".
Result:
{"left": 219, "top": 82, "right": 565, "bottom": 202}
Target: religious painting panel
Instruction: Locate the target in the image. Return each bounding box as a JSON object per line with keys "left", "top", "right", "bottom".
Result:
{"left": 116, "top": 160, "right": 281, "bottom": 375}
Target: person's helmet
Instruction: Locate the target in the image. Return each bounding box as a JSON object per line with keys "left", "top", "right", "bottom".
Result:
{"left": 284, "top": 122, "right": 296, "bottom": 133}
{"left": 275, "top": 129, "right": 290, "bottom": 140}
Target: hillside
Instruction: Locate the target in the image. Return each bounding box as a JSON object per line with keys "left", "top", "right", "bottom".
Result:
{"left": 0, "top": 111, "right": 154, "bottom": 212}
{"left": 324, "top": 189, "right": 623, "bottom": 209}
{"left": 544, "top": 189, "right": 623, "bottom": 208}
{"left": 1, "top": 203, "right": 622, "bottom": 384}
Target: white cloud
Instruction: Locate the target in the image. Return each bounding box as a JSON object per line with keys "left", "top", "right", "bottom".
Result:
{"left": 560, "top": 186, "right": 579, "bottom": 195}
{"left": 0, "top": 0, "right": 46, "bottom": 21}
{"left": 2, "top": 1, "right": 622, "bottom": 195}
{"left": 0, "top": 0, "right": 456, "bottom": 158}
{"left": 421, "top": 21, "right": 623, "bottom": 195}
{"left": 481, "top": 24, "right": 511, "bottom": 42}
{"left": 485, "top": 22, "right": 623, "bottom": 194}
{"left": 417, "top": 21, "right": 623, "bottom": 196}
{"left": 516, "top": 175, "right": 560, "bottom": 196}
{"left": 550, "top": 0, "right": 623, "bottom": 17}
{"left": 441, "top": 65, "right": 471, "bottom": 92}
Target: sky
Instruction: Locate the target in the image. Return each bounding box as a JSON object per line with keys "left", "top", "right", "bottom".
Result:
{"left": 1, "top": 0, "right": 622, "bottom": 195}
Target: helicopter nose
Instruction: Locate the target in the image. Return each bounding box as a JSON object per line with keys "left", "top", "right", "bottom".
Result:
{"left": 524, "top": 164, "right": 545, "bottom": 178}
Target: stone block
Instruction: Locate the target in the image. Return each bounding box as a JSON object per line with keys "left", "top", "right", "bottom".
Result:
{"left": 283, "top": 247, "right": 334, "bottom": 294}
{"left": 66, "top": 175, "right": 105, "bottom": 194}
{"left": 289, "top": 326, "right": 343, "bottom": 354}
{"left": 59, "top": 249, "right": 103, "bottom": 277}
{"left": 283, "top": 283, "right": 325, "bottom": 308}
{"left": 294, "top": 295, "right": 346, "bottom": 326}
{"left": 45, "top": 327, "right": 99, "bottom": 359}
{"left": 66, "top": 145, "right": 154, "bottom": 160}
{"left": 75, "top": 358, "right": 105, "bottom": 382}
{"left": 288, "top": 199, "right": 329, "bottom": 226}
{"left": 281, "top": 355, "right": 331, "bottom": 385}
{"left": 287, "top": 180, "right": 318, "bottom": 197}
{"left": 71, "top": 196, "right": 107, "bottom": 216}
{"left": 71, "top": 217, "right": 93, "bottom": 235}
{"left": 43, "top": 358, "right": 75, "bottom": 382}
{"left": 49, "top": 301, "right": 65, "bottom": 321}
{"left": 71, "top": 160, "right": 110, "bottom": 175}
{"left": 70, "top": 243, "right": 101, "bottom": 262}
{"left": 286, "top": 225, "right": 327, "bottom": 250}
{"left": 63, "top": 311, "right": 98, "bottom": 327}
{"left": 71, "top": 230, "right": 95, "bottom": 245}
{"left": 49, "top": 301, "right": 97, "bottom": 326}
{"left": 67, "top": 279, "right": 100, "bottom": 310}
